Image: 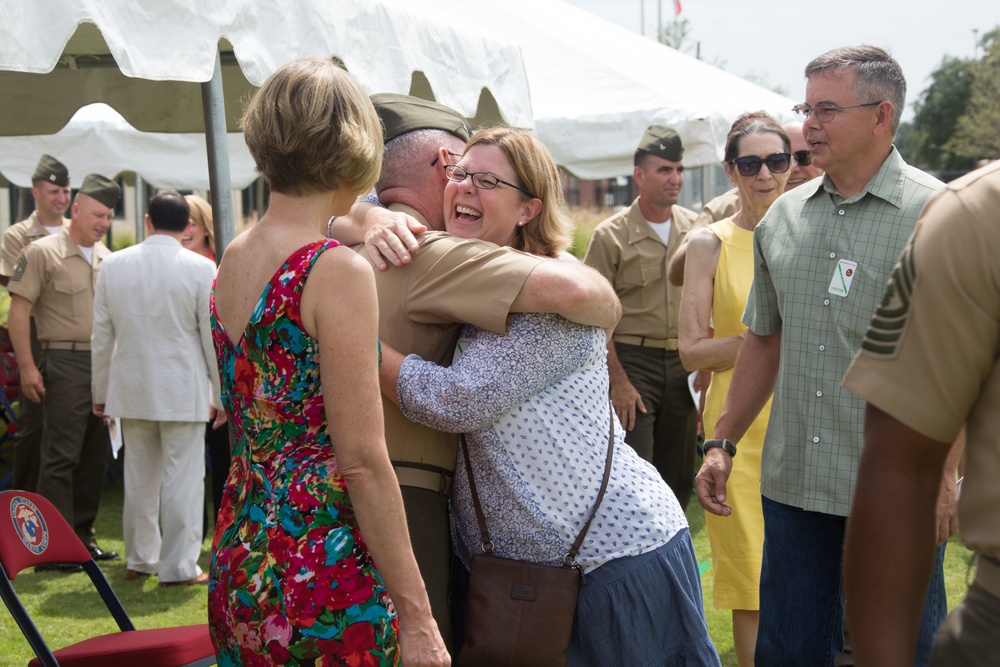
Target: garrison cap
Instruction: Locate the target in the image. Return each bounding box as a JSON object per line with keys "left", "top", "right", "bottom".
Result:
{"left": 78, "top": 174, "right": 121, "bottom": 209}
{"left": 637, "top": 125, "right": 684, "bottom": 162}
{"left": 32, "top": 154, "right": 69, "bottom": 187}
{"left": 370, "top": 93, "right": 471, "bottom": 144}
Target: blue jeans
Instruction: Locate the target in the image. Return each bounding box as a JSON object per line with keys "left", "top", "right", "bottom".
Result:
{"left": 756, "top": 496, "right": 947, "bottom": 667}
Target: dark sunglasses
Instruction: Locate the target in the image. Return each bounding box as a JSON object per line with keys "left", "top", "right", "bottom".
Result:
{"left": 728, "top": 153, "right": 792, "bottom": 177}
{"left": 793, "top": 150, "right": 812, "bottom": 166}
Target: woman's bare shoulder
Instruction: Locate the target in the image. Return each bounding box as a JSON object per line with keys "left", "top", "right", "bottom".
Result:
{"left": 685, "top": 225, "right": 721, "bottom": 255}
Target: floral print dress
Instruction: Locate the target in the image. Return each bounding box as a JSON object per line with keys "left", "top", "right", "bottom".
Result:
{"left": 208, "top": 240, "right": 398, "bottom": 666}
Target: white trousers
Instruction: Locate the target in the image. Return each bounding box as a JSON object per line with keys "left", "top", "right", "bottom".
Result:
{"left": 121, "top": 419, "right": 205, "bottom": 582}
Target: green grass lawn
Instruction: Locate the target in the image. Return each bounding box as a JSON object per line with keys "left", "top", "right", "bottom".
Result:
{"left": 0, "top": 469, "right": 976, "bottom": 666}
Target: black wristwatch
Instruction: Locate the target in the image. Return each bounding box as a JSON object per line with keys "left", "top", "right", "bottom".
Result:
{"left": 703, "top": 438, "right": 737, "bottom": 459}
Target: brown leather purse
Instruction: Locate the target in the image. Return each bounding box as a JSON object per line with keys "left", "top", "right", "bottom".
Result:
{"left": 457, "top": 403, "right": 615, "bottom": 667}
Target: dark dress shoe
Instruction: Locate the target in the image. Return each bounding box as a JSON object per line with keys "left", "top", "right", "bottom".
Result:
{"left": 88, "top": 547, "right": 120, "bottom": 561}
{"left": 35, "top": 563, "right": 84, "bottom": 573}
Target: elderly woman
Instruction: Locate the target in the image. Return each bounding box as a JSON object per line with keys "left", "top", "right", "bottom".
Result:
{"left": 380, "top": 127, "right": 719, "bottom": 666}
{"left": 679, "top": 111, "right": 791, "bottom": 666}
{"left": 208, "top": 56, "right": 447, "bottom": 666}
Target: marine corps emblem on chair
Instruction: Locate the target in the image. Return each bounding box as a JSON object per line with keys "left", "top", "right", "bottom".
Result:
{"left": 0, "top": 490, "right": 216, "bottom": 666}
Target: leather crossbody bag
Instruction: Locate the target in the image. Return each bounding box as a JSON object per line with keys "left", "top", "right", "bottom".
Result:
{"left": 457, "top": 402, "right": 615, "bottom": 667}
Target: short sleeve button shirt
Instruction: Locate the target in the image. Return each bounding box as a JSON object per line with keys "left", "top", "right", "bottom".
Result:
{"left": 744, "top": 147, "right": 942, "bottom": 516}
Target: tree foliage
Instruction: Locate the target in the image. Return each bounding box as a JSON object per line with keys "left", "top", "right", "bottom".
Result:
{"left": 945, "top": 28, "right": 1000, "bottom": 164}
{"left": 908, "top": 26, "right": 1000, "bottom": 172}
{"left": 910, "top": 56, "right": 974, "bottom": 170}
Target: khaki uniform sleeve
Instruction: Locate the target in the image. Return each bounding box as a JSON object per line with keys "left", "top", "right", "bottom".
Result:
{"left": 0, "top": 224, "right": 27, "bottom": 278}
{"left": 844, "top": 183, "right": 1000, "bottom": 442}
{"left": 582, "top": 219, "right": 622, "bottom": 286}
{"left": 5, "top": 242, "right": 47, "bottom": 304}
{"left": 405, "top": 235, "right": 544, "bottom": 335}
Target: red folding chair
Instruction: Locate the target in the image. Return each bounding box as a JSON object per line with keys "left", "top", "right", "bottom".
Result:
{"left": 0, "top": 347, "right": 20, "bottom": 490}
{"left": 0, "top": 491, "right": 216, "bottom": 666}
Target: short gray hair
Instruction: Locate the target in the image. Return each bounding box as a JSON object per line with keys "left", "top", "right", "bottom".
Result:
{"left": 805, "top": 45, "right": 906, "bottom": 135}
{"left": 376, "top": 128, "right": 463, "bottom": 194}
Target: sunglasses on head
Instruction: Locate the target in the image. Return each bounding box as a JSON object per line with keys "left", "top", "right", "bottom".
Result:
{"left": 728, "top": 153, "right": 792, "bottom": 177}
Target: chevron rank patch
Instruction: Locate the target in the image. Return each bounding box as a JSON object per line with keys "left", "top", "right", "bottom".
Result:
{"left": 859, "top": 243, "right": 916, "bottom": 358}
{"left": 11, "top": 254, "right": 27, "bottom": 282}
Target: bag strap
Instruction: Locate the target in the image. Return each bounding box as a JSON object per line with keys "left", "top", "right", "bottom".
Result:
{"left": 564, "top": 402, "right": 614, "bottom": 566}
{"left": 460, "top": 399, "right": 615, "bottom": 567}
{"left": 460, "top": 430, "right": 494, "bottom": 553}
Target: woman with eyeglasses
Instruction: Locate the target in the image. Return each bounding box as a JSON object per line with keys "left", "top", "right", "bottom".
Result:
{"left": 379, "top": 127, "right": 720, "bottom": 666}
{"left": 679, "top": 111, "right": 792, "bottom": 667}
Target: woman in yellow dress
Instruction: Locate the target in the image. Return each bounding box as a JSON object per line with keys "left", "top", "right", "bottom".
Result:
{"left": 678, "top": 111, "right": 791, "bottom": 667}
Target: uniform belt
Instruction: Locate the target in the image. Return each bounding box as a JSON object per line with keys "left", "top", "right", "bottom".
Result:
{"left": 392, "top": 463, "right": 453, "bottom": 495}
{"left": 40, "top": 341, "right": 90, "bottom": 351}
{"left": 976, "top": 555, "right": 1000, "bottom": 599}
{"left": 613, "top": 334, "right": 679, "bottom": 351}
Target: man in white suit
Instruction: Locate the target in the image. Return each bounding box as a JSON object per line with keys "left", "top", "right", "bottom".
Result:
{"left": 91, "top": 191, "right": 222, "bottom": 586}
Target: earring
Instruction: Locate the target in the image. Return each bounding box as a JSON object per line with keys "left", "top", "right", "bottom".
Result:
{"left": 517, "top": 220, "right": 526, "bottom": 227}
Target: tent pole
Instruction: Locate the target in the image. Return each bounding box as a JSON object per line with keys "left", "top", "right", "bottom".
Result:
{"left": 134, "top": 174, "right": 145, "bottom": 244}
{"left": 201, "top": 48, "right": 235, "bottom": 262}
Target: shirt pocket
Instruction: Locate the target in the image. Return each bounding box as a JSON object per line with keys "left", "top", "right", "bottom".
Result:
{"left": 52, "top": 273, "right": 89, "bottom": 318}
{"left": 621, "top": 255, "right": 663, "bottom": 287}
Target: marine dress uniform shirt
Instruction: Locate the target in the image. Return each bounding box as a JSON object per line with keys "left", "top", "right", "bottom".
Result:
{"left": 744, "top": 147, "right": 942, "bottom": 516}
{"left": 8, "top": 228, "right": 108, "bottom": 344}
{"left": 584, "top": 197, "right": 699, "bottom": 340}
{"left": 355, "top": 207, "right": 544, "bottom": 477}
{"left": 0, "top": 212, "right": 69, "bottom": 279}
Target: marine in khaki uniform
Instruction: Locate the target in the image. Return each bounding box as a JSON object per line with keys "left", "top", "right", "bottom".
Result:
{"left": 844, "top": 160, "right": 1000, "bottom": 667}
{"left": 584, "top": 125, "right": 701, "bottom": 508}
{"left": 7, "top": 174, "right": 121, "bottom": 567}
{"left": 354, "top": 94, "right": 621, "bottom": 652}
{"left": 0, "top": 155, "right": 71, "bottom": 493}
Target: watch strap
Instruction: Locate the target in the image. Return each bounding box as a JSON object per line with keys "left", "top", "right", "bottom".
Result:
{"left": 703, "top": 438, "right": 737, "bottom": 459}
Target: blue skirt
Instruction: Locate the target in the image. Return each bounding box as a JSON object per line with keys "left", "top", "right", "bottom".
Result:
{"left": 569, "top": 528, "right": 720, "bottom": 666}
{"left": 452, "top": 528, "right": 720, "bottom": 666}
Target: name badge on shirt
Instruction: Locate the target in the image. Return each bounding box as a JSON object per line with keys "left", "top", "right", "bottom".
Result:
{"left": 828, "top": 259, "right": 858, "bottom": 297}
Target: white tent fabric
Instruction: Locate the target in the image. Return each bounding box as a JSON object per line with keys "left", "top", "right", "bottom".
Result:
{"left": 0, "top": 0, "right": 534, "bottom": 249}
{"left": 0, "top": 104, "right": 257, "bottom": 190}
{"left": 429, "top": 0, "right": 798, "bottom": 177}
{"left": 0, "top": 0, "right": 799, "bottom": 186}
{"left": 0, "top": 0, "right": 534, "bottom": 135}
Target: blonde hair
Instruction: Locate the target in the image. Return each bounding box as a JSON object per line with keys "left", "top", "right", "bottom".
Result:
{"left": 240, "top": 56, "right": 382, "bottom": 196}
{"left": 465, "top": 127, "right": 573, "bottom": 258}
{"left": 183, "top": 194, "right": 215, "bottom": 254}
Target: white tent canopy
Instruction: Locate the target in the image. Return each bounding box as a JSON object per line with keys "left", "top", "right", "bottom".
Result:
{"left": 0, "top": 0, "right": 800, "bottom": 193}
{"left": 0, "top": 104, "right": 257, "bottom": 190}
{"left": 429, "top": 0, "right": 798, "bottom": 178}
{"left": 0, "top": 0, "right": 534, "bottom": 136}
{"left": 0, "top": 0, "right": 534, "bottom": 250}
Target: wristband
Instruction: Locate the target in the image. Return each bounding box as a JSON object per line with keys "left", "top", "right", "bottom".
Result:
{"left": 703, "top": 438, "right": 737, "bottom": 459}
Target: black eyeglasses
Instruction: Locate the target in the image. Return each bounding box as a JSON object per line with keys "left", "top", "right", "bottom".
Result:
{"left": 430, "top": 151, "right": 463, "bottom": 167}
{"left": 444, "top": 164, "right": 534, "bottom": 197}
{"left": 793, "top": 150, "right": 812, "bottom": 167}
{"left": 728, "top": 153, "right": 792, "bottom": 177}
{"left": 791, "top": 101, "right": 882, "bottom": 123}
